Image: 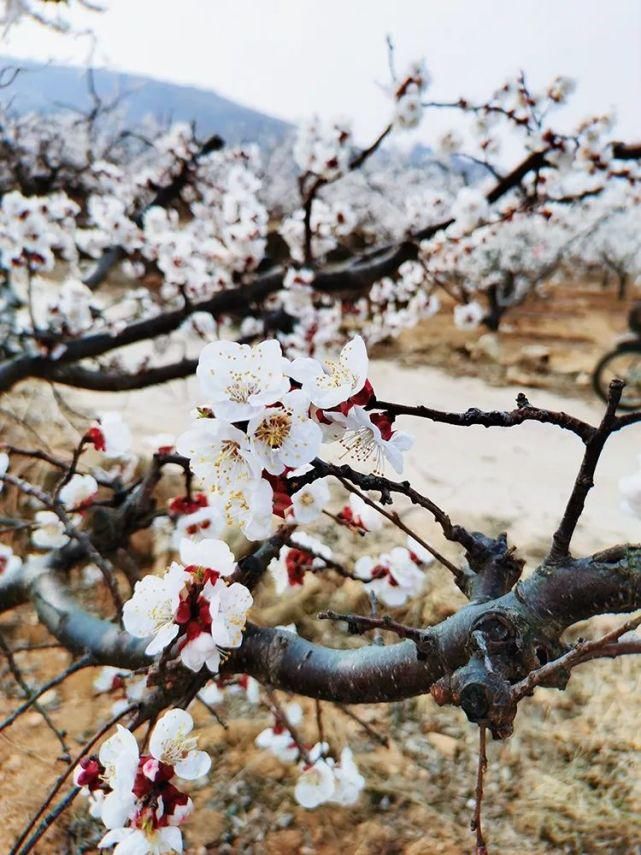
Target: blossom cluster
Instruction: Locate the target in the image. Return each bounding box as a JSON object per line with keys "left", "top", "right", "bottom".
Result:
{"left": 355, "top": 540, "right": 434, "bottom": 607}
{"left": 74, "top": 710, "right": 209, "bottom": 854}
{"left": 175, "top": 335, "right": 413, "bottom": 542}
{"left": 392, "top": 60, "right": 431, "bottom": 130}
{"left": 0, "top": 58, "right": 639, "bottom": 369}
{"left": 255, "top": 705, "right": 365, "bottom": 809}
{"left": 123, "top": 537, "right": 252, "bottom": 674}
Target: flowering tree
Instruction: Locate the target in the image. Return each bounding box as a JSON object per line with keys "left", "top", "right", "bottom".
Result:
{"left": 2, "top": 48, "right": 641, "bottom": 853}
{"left": 2, "top": 331, "right": 641, "bottom": 853}
{"left": 0, "top": 58, "right": 641, "bottom": 405}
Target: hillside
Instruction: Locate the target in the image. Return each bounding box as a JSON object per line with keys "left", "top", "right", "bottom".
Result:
{"left": 0, "top": 56, "right": 291, "bottom": 144}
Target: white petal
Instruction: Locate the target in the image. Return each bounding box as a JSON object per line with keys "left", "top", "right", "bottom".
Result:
{"left": 101, "top": 790, "right": 136, "bottom": 830}
{"left": 179, "top": 537, "right": 235, "bottom": 574}
{"left": 150, "top": 709, "right": 194, "bottom": 760}
{"left": 160, "top": 826, "right": 183, "bottom": 853}
{"left": 174, "top": 749, "right": 211, "bottom": 780}
{"left": 145, "top": 623, "right": 179, "bottom": 655}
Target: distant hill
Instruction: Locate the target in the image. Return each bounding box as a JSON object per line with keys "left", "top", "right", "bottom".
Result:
{"left": 0, "top": 57, "right": 291, "bottom": 145}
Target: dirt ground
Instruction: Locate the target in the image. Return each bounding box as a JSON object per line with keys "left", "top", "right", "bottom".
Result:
{"left": 384, "top": 279, "right": 635, "bottom": 396}
{"left": 2, "top": 281, "right": 641, "bottom": 854}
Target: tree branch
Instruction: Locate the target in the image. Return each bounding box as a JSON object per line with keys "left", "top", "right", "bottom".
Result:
{"left": 371, "top": 397, "right": 595, "bottom": 443}
{"left": 547, "top": 379, "right": 623, "bottom": 562}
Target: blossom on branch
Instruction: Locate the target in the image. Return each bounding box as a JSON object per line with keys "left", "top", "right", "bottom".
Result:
{"left": 86, "top": 413, "right": 133, "bottom": 459}
{"left": 196, "top": 340, "right": 290, "bottom": 422}
{"left": 31, "top": 510, "right": 71, "bottom": 549}
{"left": 288, "top": 335, "right": 369, "bottom": 410}
{"left": 122, "top": 537, "right": 252, "bottom": 674}
{"left": 247, "top": 390, "right": 322, "bottom": 475}
{"left": 59, "top": 473, "right": 98, "bottom": 510}
{"left": 75, "top": 710, "right": 209, "bottom": 854}
{"left": 355, "top": 546, "right": 425, "bottom": 606}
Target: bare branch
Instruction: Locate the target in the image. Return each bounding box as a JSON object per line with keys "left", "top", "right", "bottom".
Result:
{"left": 547, "top": 379, "right": 623, "bottom": 562}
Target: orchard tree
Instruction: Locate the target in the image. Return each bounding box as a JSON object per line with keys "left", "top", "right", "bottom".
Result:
{"left": 2, "top": 334, "right": 641, "bottom": 853}
{"left": 0, "top": 56, "right": 641, "bottom": 401}
{"left": 3, "top": 44, "right": 641, "bottom": 854}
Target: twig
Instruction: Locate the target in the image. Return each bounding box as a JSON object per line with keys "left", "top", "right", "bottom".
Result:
{"left": 291, "top": 460, "right": 478, "bottom": 558}
{"left": 0, "top": 472, "right": 124, "bottom": 616}
{"left": 0, "top": 653, "right": 93, "bottom": 735}
{"left": 0, "top": 630, "right": 70, "bottom": 758}
{"left": 547, "top": 379, "right": 623, "bottom": 562}
{"left": 318, "top": 610, "right": 424, "bottom": 645}
{"left": 334, "top": 476, "right": 462, "bottom": 581}
{"left": 511, "top": 612, "right": 641, "bottom": 702}
{"left": 16, "top": 787, "right": 81, "bottom": 855}
{"left": 471, "top": 725, "right": 488, "bottom": 855}
{"left": 264, "top": 688, "right": 311, "bottom": 765}
{"left": 52, "top": 435, "right": 89, "bottom": 501}
{"left": 334, "top": 703, "right": 389, "bottom": 747}
{"left": 197, "top": 696, "right": 228, "bottom": 730}
{"left": 371, "top": 397, "right": 594, "bottom": 443}
{"left": 369, "top": 591, "right": 384, "bottom": 646}
{"left": 315, "top": 699, "right": 324, "bottom": 747}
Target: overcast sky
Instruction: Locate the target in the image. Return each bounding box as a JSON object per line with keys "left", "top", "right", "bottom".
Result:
{"left": 1, "top": 0, "right": 640, "bottom": 159}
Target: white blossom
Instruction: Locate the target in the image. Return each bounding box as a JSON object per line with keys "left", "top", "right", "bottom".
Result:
{"left": 31, "top": 511, "right": 69, "bottom": 549}
{"left": 89, "top": 413, "right": 133, "bottom": 459}
{"left": 454, "top": 301, "right": 486, "bottom": 331}
{"left": 290, "top": 477, "right": 330, "bottom": 523}
{"left": 149, "top": 709, "right": 211, "bottom": 780}
{"left": 196, "top": 339, "right": 290, "bottom": 422}
{"left": 255, "top": 703, "right": 303, "bottom": 763}
{"left": 59, "top": 474, "right": 98, "bottom": 510}
{"left": 0, "top": 543, "right": 21, "bottom": 575}
{"left": 99, "top": 826, "right": 183, "bottom": 855}
{"left": 122, "top": 563, "right": 188, "bottom": 656}
{"left": 329, "top": 747, "right": 365, "bottom": 806}
{"left": 179, "top": 537, "right": 235, "bottom": 576}
{"left": 295, "top": 751, "right": 336, "bottom": 809}
{"left": 176, "top": 419, "right": 262, "bottom": 495}
{"left": 331, "top": 406, "right": 413, "bottom": 474}
{"left": 355, "top": 546, "right": 425, "bottom": 607}
{"left": 289, "top": 335, "right": 369, "bottom": 410}
{"left": 247, "top": 390, "right": 321, "bottom": 475}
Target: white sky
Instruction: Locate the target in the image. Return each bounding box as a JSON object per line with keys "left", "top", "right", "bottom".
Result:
{"left": 1, "top": 0, "right": 640, "bottom": 159}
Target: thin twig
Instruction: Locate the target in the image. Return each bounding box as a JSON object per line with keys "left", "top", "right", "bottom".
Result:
{"left": 315, "top": 699, "right": 324, "bottom": 747}
{"left": 0, "top": 631, "right": 70, "bottom": 758}
{"left": 471, "top": 725, "right": 488, "bottom": 855}
{"left": 283, "top": 536, "right": 358, "bottom": 580}
{"left": 335, "top": 476, "right": 462, "bottom": 581}
{"left": 264, "top": 688, "right": 311, "bottom": 766}
{"left": 511, "top": 613, "right": 641, "bottom": 702}
{"left": 371, "top": 397, "right": 595, "bottom": 443}
{"left": 547, "top": 379, "right": 623, "bottom": 562}
{"left": 318, "top": 610, "right": 424, "bottom": 645}
{"left": 17, "top": 787, "right": 81, "bottom": 855}
{"left": 197, "top": 696, "right": 228, "bottom": 730}
{"left": 369, "top": 591, "right": 384, "bottom": 646}
{"left": 291, "top": 459, "right": 477, "bottom": 564}
{"left": 0, "top": 653, "right": 93, "bottom": 735}
{"left": 334, "top": 703, "right": 389, "bottom": 747}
